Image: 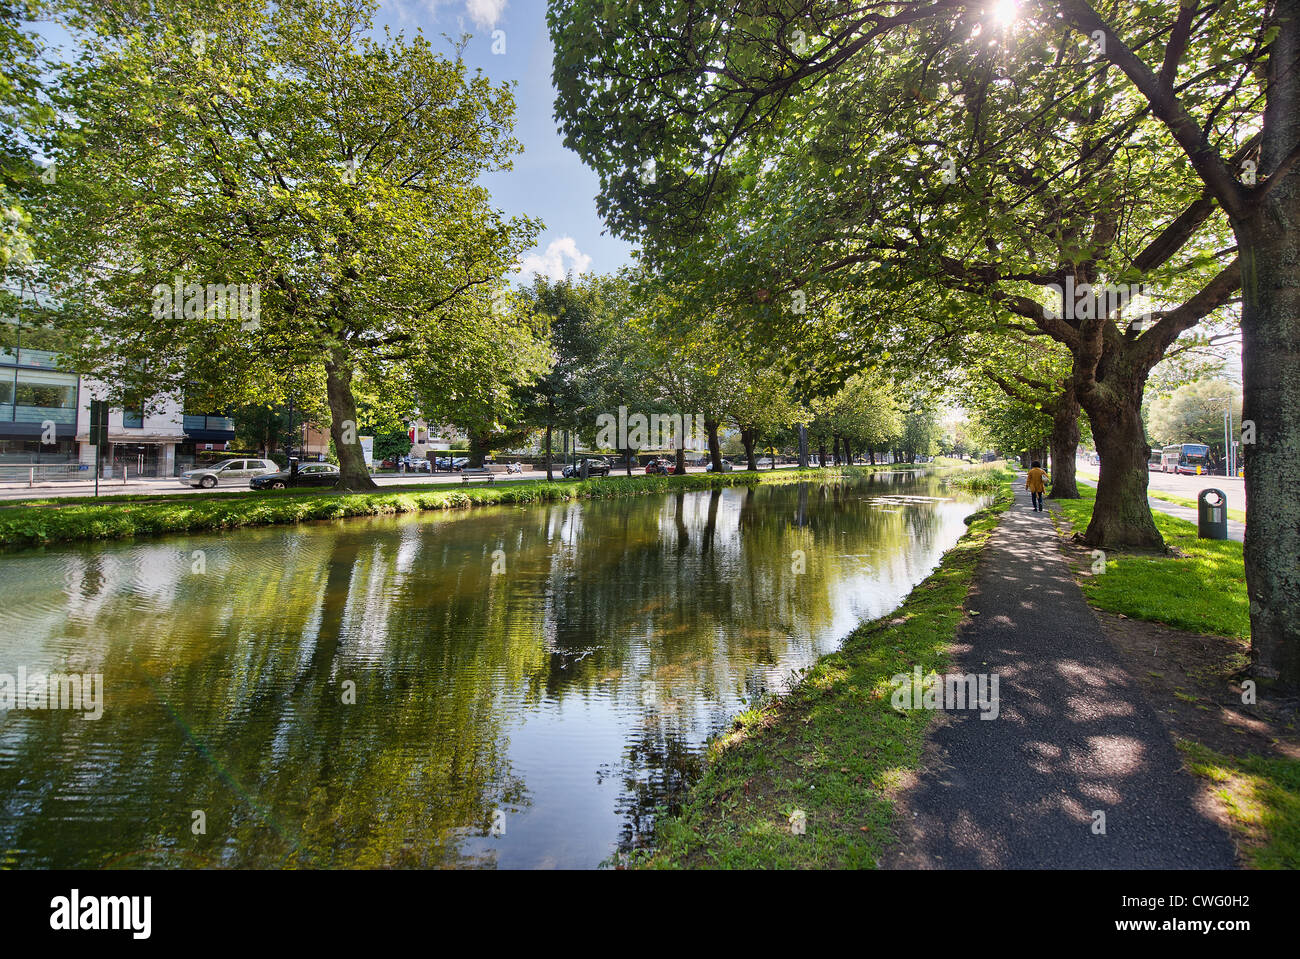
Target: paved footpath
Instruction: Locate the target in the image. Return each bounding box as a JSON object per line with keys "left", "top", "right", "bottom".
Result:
{"left": 883, "top": 486, "right": 1236, "bottom": 869}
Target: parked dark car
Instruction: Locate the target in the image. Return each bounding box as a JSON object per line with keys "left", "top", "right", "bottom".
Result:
{"left": 251, "top": 462, "right": 341, "bottom": 489}
{"left": 562, "top": 456, "right": 612, "bottom": 478}
{"left": 434, "top": 456, "right": 470, "bottom": 471}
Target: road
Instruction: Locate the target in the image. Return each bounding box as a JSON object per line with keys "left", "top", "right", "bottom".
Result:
{"left": 0, "top": 463, "right": 806, "bottom": 502}
{"left": 1076, "top": 465, "right": 1244, "bottom": 542}
{"left": 1078, "top": 464, "right": 1245, "bottom": 512}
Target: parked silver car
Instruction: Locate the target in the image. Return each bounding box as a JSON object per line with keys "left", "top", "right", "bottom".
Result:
{"left": 179, "top": 458, "right": 279, "bottom": 489}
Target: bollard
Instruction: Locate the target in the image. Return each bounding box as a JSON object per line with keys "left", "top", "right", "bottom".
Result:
{"left": 1197, "top": 488, "right": 1228, "bottom": 540}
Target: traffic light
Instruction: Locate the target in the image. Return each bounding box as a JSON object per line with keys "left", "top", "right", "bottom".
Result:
{"left": 90, "top": 400, "right": 108, "bottom": 447}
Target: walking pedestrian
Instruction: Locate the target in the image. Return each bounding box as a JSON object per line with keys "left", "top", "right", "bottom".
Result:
{"left": 1026, "top": 460, "right": 1048, "bottom": 512}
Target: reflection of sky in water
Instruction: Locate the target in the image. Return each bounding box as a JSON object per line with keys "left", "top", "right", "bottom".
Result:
{"left": 0, "top": 473, "right": 984, "bottom": 868}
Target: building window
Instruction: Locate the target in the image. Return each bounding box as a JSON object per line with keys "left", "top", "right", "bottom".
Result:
{"left": 123, "top": 409, "right": 144, "bottom": 428}
{"left": 12, "top": 369, "right": 77, "bottom": 423}
{"left": 0, "top": 437, "right": 77, "bottom": 465}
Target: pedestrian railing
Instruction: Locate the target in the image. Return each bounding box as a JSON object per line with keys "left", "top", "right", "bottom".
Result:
{"left": 0, "top": 463, "right": 102, "bottom": 485}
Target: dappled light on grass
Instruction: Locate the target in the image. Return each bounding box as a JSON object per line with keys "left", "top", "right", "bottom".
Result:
{"left": 1178, "top": 741, "right": 1300, "bottom": 869}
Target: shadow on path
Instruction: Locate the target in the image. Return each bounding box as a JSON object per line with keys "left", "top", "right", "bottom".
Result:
{"left": 882, "top": 487, "right": 1236, "bottom": 869}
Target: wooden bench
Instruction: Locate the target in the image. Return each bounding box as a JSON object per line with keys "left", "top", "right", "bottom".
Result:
{"left": 460, "top": 464, "right": 512, "bottom": 485}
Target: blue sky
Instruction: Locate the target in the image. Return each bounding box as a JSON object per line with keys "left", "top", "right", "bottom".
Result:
{"left": 377, "top": 0, "right": 635, "bottom": 281}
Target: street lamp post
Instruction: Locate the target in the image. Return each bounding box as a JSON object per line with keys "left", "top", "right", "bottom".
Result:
{"left": 1208, "top": 396, "right": 1236, "bottom": 477}
{"left": 286, "top": 398, "right": 295, "bottom": 461}
{"left": 1225, "top": 407, "right": 1233, "bottom": 478}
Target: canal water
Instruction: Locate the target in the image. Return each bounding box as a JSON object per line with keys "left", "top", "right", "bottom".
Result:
{"left": 0, "top": 471, "right": 985, "bottom": 868}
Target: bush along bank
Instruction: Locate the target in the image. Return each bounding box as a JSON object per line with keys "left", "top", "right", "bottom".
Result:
{"left": 639, "top": 487, "right": 1015, "bottom": 869}
{"left": 0, "top": 465, "right": 922, "bottom": 552}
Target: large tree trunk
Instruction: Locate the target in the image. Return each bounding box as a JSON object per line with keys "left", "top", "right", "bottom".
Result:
{"left": 797, "top": 424, "right": 808, "bottom": 468}
{"left": 323, "top": 350, "right": 377, "bottom": 490}
{"left": 741, "top": 427, "right": 758, "bottom": 471}
{"left": 1237, "top": 79, "right": 1300, "bottom": 683}
{"left": 675, "top": 445, "right": 686, "bottom": 474}
{"left": 545, "top": 424, "right": 553, "bottom": 481}
{"left": 817, "top": 438, "right": 827, "bottom": 468}
{"left": 706, "top": 418, "right": 723, "bottom": 472}
{"left": 1079, "top": 387, "right": 1162, "bottom": 549}
{"left": 1049, "top": 385, "right": 1081, "bottom": 499}
{"left": 467, "top": 431, "right": 490, "bottom": 468}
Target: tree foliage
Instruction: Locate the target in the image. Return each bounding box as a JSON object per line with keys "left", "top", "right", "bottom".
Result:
{"left": 38, "top": 0, "right": 545, "bottom": 487}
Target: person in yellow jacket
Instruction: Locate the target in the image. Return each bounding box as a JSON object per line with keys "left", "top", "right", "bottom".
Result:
{"left": 1026, "top": 461, "right": 1048, "bottom": 512}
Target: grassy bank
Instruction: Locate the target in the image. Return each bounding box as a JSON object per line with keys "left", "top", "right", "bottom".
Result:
{"left": 943, "top": 461, "right": 1015, "bottom": 492}
{"left": 639, "top": 487, "right": 1014, "bottom": 868}
{"left": 0, "top": 465, "right": 919, "bottom": 552}
{"left": 1053, "top": 490, "right": 1296, "bottom": 869}
{"left": 1051, "top": 487, "right": 1248, "bottom": 638}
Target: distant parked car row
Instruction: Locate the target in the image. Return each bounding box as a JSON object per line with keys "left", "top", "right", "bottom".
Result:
{"left": 563, "top": 456, "right": 612, "bottom": 477}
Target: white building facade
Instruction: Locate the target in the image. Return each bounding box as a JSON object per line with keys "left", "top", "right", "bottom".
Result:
{"left": 75, "top": 381, "right": 187, "bottom": 478}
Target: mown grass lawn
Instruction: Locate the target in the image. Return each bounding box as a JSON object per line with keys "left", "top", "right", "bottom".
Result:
{"left": 1053, "top": 486, "right": 1248, "bottom": 639}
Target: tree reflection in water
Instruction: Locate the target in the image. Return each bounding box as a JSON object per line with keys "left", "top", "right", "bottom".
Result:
{"left": 0, "top": 471, "right": 984, "bottom": 867}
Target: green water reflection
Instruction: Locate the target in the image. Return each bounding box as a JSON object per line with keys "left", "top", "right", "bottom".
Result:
{"left": 0, "top": 471, "right": 984, "bottom": 868}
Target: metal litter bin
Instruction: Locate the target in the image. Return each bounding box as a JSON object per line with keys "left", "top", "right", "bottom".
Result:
{"left": 1197, "top": 488, "right": 1228, "bottom": 540}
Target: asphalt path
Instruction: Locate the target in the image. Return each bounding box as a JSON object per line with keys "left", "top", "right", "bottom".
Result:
{"left": 883, "top": 485, "right": 1236, "bottom": 868}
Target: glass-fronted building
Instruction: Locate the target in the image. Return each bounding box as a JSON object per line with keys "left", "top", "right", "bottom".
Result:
{"left": 0, "top": 327, "right": 81, "bottom": 467}
{"left": 3, "top": 282, "right": 238, "bottom": 478}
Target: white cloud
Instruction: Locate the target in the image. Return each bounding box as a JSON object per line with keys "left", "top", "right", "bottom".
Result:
{"left": 465, "top": 0, "right": 507, "bottom": 30}
{"left": 517, "top": 236, "right": 593, "bottom": 282}
{"left": 379, "top": 1, "right": 505, "bottom": 31}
